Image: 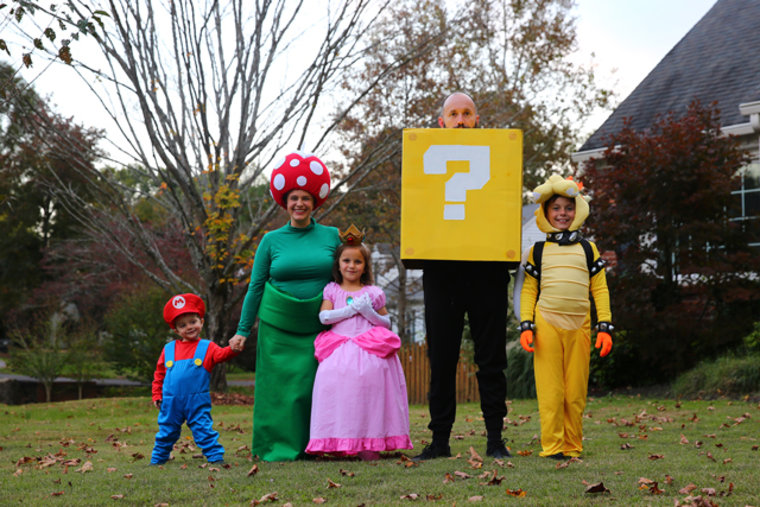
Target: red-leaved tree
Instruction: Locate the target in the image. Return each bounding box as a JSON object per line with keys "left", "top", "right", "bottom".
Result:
{"left": 581, "top": 100, "right": 760, "bottom": 386}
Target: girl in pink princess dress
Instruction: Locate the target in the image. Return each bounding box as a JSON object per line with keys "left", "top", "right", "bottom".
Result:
{"left": 305, "top": 225, "right": 413, "bottom": 460}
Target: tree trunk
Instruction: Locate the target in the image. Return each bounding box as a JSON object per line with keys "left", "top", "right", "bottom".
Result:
{"left": 396, "top": 259, "right": 409, "bottom": 344}
{"left": 43, "top": 382, "right": 53, "bottom": 403}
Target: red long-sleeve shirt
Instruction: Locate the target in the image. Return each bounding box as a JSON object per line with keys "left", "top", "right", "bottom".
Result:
{"left": 152, "top": 339, "right": 239, "bottom": 402}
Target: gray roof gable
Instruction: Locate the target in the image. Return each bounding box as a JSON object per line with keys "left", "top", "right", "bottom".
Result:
{"left": 579, "top": 0, "right": 760, "bottom": 152}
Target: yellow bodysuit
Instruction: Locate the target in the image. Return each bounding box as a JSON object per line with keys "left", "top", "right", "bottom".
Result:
{"left": 520, "top": 241, "right": 611, "bottom": 457}
{"left": 519, "top": 174, "right": 612, "bottom": 458}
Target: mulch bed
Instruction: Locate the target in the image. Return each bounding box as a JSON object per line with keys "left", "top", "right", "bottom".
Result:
{"left": 211, "top": 392, "right": 254, "bottom": 405}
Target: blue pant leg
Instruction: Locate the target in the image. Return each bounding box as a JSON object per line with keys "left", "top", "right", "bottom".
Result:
{"left": 152, "top": 398, "right": 183, "bottom": 464}
{"left": 186, "top": 393, "right": 224, "bottom": 462}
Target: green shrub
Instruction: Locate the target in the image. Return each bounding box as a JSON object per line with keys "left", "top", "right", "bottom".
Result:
{"left": 103, "top": 285, "right": 172, "bottom": 382}
{"left": 506, "top": 339, "right": 536, "bottom": 399}
{"left": 743, "top": 321, "right": 760, "bottom": 353}
{"left": 672, "top": 353, "right": 760, "bottom": 399}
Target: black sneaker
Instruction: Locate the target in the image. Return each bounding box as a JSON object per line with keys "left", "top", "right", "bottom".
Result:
{"left": 412, "top": 442, "right": 451, "bottom": 461}
{"left": 486, "top": 440, "right": 512, "bottom": 459}
{"left": 547, "top": 452, "right": 566, "bottom": 460}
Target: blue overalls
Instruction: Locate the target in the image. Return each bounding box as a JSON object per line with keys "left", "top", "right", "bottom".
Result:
{"left": 150, "top": 339, "right": 224, "bottom": 464}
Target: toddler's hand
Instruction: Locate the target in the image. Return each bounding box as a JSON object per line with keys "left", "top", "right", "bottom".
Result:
{"left": 229, "top": 334, "right": 246, "bottom": 352}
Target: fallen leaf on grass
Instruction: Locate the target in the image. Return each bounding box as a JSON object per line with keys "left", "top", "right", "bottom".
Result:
{"left": 648, "top": 454, "right": 664, "bottom": 460}
{"left": 454, "top": 471, "right": 472, "bottom": 479}
{"left": 313, "top": 498, "right": 327, "bottom": 504}
{"left": 111, "top": 494, "right": 124, "bottom": 500}
{"left": 678, "top": 483, "right": 698, "bottom": 495}
{"left": 131, "top": 452, "right": 144, "bottom": 461}
{"left": 468, "top": 495, "right": 483, "bottom": 502}
{"left": 13, "top": 469, "right": 23, "bottom": 477}
{"left": 706, "top": 452, "right": 716, "bottom": 462}
{"left": 648, "top": 482, "right": 664, "bottom": 495}
{"left": 506, "top": 488, "right": 526, "bottom": 497}
{"left": 75, "top": 461, "right": 93, "bottom": 473}
{"left": 620, "top": 443, "right": 634, "bottom": 450}
{"left": 426, "top": 494, "right": 442, "bottom": 500}
{"left": 478, "top": 470, "right": 504, "bottom": 486}
{"left": 123, "top": 473, "right": 133, "bottom": 479}
{"left": 517, "top": 450, "right": 532, "bottom": 456}
{"left": 339, "top": 468, "right": 354, "bottom": 477}
{"left": 327, "top": 478, "right": 341, "bottom": 489}
{"left": 664, "top": 475, "right": 674, "bottom": 485}
{"left": 50, "top": 491, "right": 64, "bottom": 497}
{"left": 722, "top": 458, "right": 732, "bottom": 464}
{"left": 250, "top": 492, "right": 278, "bottom": 505}
{"left": 584, "top": 482, "right": 609, "bottom": 494}
{"left": 701, "top": 488, "right": 717, "bottom": 496}
{"left": 107, "top": 467, "right": 117, "bottom": 473}
{"left": 400, "top": 493, "right": 419, "bottom": 500}
{"left": 680, "top": 434, "right": 689, "bottom": 444}
{"left": 443, "top": 472, "right": 455, "bottom": 484}
{"left": 247, "top": 464, "right": 259, "bottom": 477}
{"left": 638, "top": 477, "right": 654, "bottom": 486}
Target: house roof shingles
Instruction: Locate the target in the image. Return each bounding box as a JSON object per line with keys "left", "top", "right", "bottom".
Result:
{"left": 578, "top": 0, "right": 760, "bottom": 153}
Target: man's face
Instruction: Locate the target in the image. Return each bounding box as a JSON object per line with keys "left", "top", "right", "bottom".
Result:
{"left": 438, "top": 93, "right": 479, "bottom": 129}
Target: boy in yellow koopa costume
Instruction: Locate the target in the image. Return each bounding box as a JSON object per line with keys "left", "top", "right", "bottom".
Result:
{"left": 519, "top": 174, "right": 613, "bottom": 459}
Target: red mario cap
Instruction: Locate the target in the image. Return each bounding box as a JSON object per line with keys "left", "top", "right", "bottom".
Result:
{"left": 269, "top": 151, "right": 331, "bottom": 209}
{"left": 163, "top": 293, "right": 206, "bottom": 328}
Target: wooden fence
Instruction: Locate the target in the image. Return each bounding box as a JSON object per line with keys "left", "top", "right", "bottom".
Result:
{"left": 398, "top": 342, "right": 480, "bottom": 405}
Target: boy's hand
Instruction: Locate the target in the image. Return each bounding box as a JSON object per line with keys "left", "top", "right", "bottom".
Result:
{"left": 154, "top": 399, "right": 161, "bottom": 409}
{"left": 229, "top": 334, "right": 246, "bottom": 352}
{"left": 520, "top": 330, "right": 534, "bottom": 353}
{"left": 518, "top": 321, "right": 535, "bottom": 353}
{"left": 595, "top": 322, "right": 614, "bottom": 357}
{"left": 595, "top": 332, "right": 612, "bottom": 357}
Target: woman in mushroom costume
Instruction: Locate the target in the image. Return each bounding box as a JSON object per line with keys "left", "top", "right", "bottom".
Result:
{"left": 230, "top": 151, "right": 340, "bottom": 461}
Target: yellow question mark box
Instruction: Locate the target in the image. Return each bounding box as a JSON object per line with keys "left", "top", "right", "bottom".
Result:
{"left": 400, "top": 128, "right": 523, "bottom": 268}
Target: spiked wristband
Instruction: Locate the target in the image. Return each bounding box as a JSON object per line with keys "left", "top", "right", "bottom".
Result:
{"left": 519, "top": 320, "right": 535, "bottom": 333}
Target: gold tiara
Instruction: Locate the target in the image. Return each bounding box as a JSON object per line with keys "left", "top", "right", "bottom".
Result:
{"left": 339, "top": 224, "right": 365, "bottom": 246}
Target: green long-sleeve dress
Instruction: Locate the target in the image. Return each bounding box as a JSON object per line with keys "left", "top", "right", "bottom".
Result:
{"left": 237, "top": 218, "right": 340, "bottom": 461}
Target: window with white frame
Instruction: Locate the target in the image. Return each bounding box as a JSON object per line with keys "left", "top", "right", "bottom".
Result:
{"left": 730, "top": 161, "right": 760, "bottom": 247}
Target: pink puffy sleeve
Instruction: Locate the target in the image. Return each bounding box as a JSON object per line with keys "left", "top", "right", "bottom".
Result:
{"left": 322, "top": 281, "right": 339, "bottom": 305}
{"left": 368, "top": 285, "right": 386, "bottom": 310}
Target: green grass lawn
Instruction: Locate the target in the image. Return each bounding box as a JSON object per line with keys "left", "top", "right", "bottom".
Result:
{"left": 1, "top": 396, "right": 758, "bottom": 505}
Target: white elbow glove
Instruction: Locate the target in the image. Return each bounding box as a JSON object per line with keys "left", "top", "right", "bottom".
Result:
{"left": 353, "top": 294, "right": 391, "bottom": 329}
{"left": 319, "top": 304, "right": 358, "bottom": 325}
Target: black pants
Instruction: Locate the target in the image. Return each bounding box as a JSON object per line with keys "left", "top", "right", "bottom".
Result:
{"left": 422, "top": 260, "right": 510, "bottom": 438}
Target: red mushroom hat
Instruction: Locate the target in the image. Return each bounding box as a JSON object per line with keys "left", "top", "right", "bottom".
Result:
{"left": 163, "top": 293, "right": 206, "bottom": 328}
{"left": 270, "top": 150, "right": 331, "bottom": 209}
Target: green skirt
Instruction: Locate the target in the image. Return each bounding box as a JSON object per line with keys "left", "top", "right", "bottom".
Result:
{"left": 252, "top": 282, "right": 324, "bottom": 461}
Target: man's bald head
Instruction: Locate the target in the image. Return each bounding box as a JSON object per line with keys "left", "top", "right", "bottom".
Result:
{"left": 438, "top": 92, "right": 479, "bottom": 128}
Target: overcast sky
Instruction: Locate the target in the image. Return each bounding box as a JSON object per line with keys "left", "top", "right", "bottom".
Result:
{"left": 12, "top": 0, "right": 719, "bottom": 151}
{"left": 573, "top": 0, "right": 717, "bottom": 135}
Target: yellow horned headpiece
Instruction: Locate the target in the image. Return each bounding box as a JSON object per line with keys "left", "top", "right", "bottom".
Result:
{"left": 339, "top": 223, "right": 365, "bottom": 246}
{"left": 532, "top": 174, "right": 590, "bottom": 233}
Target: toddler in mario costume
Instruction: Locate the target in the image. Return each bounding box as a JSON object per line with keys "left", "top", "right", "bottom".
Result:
{"left": 151, "top": 293, "right": 239, "bottom": 465}
{"left": 518, "top": 175, "right": 613, "bottom": 460}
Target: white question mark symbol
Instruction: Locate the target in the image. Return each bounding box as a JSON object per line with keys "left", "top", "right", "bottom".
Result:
{"left": 423, "top": 145, "right": 491, "bottom": 220}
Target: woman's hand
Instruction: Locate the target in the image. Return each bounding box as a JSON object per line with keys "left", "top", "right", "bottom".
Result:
{"left": 229, "top": 334, "right": 247, "bottom": 352}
